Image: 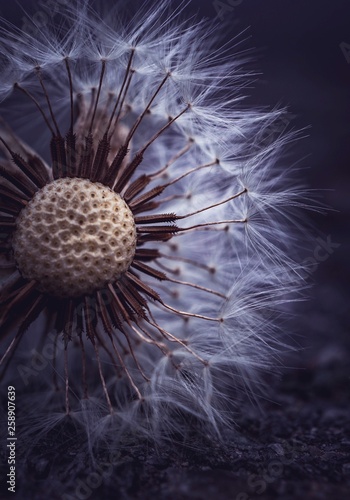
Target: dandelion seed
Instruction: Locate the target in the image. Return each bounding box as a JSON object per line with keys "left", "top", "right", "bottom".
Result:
{"left": 0, "top": 0, "right": 305, "bottom": 447}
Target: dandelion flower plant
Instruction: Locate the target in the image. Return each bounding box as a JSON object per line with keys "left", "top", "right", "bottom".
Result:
{"left": 0, "top": 1, "right": 304, "bottom": 446}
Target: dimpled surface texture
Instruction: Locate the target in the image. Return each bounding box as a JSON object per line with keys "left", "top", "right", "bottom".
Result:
{"left": 12, "top": 178, "right": 137, "bottom": 297}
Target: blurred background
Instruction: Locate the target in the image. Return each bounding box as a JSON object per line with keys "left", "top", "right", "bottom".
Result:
{"left": 192, "top": 0, "right": 350, "bottom": 365}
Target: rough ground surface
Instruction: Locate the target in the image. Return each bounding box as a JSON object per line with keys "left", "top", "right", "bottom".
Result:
{"left": 1, "top": 359, "right": 349, "bottom": 500}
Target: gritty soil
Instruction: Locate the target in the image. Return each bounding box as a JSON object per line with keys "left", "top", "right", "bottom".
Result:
{"left": 1, "top": 358, "right": 349, "bottom": 500}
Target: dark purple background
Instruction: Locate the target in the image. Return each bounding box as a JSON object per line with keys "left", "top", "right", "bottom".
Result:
{"left": 1, "top": 0, "right": 349, "bottom": 357}
{"left": 192, "top": 0, "right": 350, "bottom": 363}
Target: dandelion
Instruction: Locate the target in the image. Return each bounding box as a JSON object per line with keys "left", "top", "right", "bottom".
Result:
{"left": 0, "top": 0, "right": 304, "bottom": 447}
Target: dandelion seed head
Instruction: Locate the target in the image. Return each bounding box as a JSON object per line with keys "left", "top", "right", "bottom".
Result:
{"left": 0, "top": 0, "right": 311, "bottom": 450}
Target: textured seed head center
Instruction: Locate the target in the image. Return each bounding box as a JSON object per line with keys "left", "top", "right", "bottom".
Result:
{"left": 12, "top": 178, "right": 137, "bottom": 298}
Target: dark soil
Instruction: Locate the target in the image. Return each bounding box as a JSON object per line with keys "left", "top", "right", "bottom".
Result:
{"left": 1, "top": 358, "right": 349, "bottom": 500}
